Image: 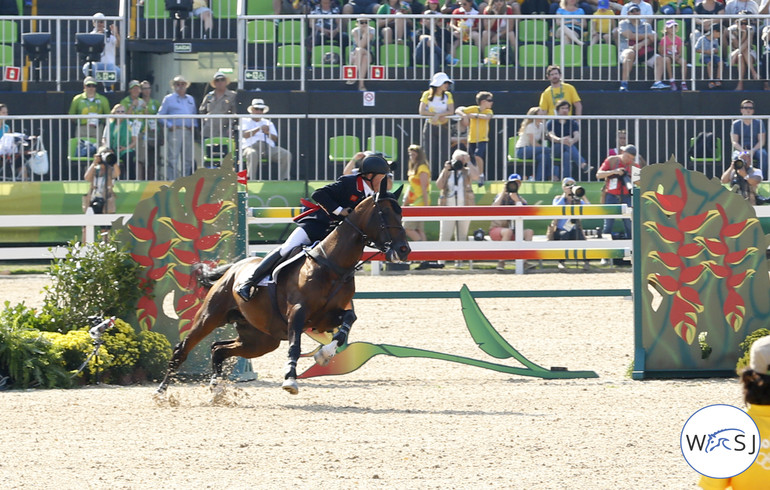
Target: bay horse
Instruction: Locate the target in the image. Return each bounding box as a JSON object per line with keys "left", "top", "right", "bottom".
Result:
{"left": 156, "top": 189, "right": 410, "bottom": 395}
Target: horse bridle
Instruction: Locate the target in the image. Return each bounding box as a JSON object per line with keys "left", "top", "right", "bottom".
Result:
{"left": 342, "top": 195, "right": 403, "bottom": 259}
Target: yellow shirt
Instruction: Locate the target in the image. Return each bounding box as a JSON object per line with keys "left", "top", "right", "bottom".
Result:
{"left": 592, "top": 9, "right": 615, "bottom": 34}
{"left": 420, "top": 90, "right": 454, "bottom": 126}
{"left": 462, "top": 105, "right": 493, "bottom": 143}
{"left": 538, "top": 82, "right": 581, "bottom": 115}
{"left": 698, "top": 404, "right": 770, "bottom": 490}
{"left": 406, "top": 163, "right": 431, "bottom": 206}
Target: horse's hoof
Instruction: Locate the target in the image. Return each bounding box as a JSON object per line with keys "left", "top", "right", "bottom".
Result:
{"left": 282, "top": 378, "right": 299, "bottom": 395}
{"left": 313, "top": 341, "right": 338, "bottom": 366}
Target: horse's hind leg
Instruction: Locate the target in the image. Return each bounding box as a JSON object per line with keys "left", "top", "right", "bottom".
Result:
{"left": 282, "top": 305, "right": 307, "bottom": 395}
{"left": 156, "top": 306, "right": 230, "bottom": 394}
{"left": 314, "top": 308, "right": 357, "bottom": 366}
{"left": 210, "top": 324, "right": 280, "bottom": 384}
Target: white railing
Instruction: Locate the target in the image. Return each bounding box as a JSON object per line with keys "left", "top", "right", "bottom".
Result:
{"left": 0, "top": 113, "right": 765, "bottom": 184}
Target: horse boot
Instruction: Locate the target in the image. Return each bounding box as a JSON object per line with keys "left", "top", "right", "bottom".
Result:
{"left": 237, "top": 248, "right": 283, "bottom": 301}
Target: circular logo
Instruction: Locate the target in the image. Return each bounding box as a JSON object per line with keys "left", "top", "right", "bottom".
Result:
{"left": 681, "top": 404, "right": 760, "bottom": 478}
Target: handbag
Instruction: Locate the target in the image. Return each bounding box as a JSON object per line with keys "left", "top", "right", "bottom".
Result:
{"left": 27, "top": 137, "right": 49, "bottom": 176}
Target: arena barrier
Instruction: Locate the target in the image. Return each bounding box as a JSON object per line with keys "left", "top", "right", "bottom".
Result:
{"left": 247, "top": 204, "right": 633, "bottom": 275}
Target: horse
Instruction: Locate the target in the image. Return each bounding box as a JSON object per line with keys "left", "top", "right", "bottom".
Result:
{"left": 156, "top": 189, "right": 410, "bottom": 395}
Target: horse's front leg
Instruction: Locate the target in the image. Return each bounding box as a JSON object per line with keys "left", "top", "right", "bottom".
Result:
{"left": 314, "top": 308, "right": 356, "bottom": 366}
{"left": 282, "top": 304, "right": 306, "bottom": 395}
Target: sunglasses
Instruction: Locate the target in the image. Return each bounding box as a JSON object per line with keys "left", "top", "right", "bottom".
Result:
{"left": 115, "top": 111, "right": 126, "bottom": 114}
{"left": 174, "top": 83, "right": 187, "bottom": 87}
{"left": 742, "top": 106, "right": 755, "bottom": 109}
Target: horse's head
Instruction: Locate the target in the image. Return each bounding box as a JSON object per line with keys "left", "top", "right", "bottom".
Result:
{"left": 351, "top": 181, "right": 410, "bottom": 263}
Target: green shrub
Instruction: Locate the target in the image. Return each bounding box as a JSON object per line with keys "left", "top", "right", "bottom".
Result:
{"left": 42, "top": 238, "right": 148, "bottom": 333}
{"left": 0, "top": 325, "right": 71, "bottom": 389}
{"left": 99, "top": 319, "right": 140, "bottom": 381}
{"left": 736, "top": 329, "right": 770, "bottom": 372}
{"left": 0, "top": 301, "right": 57, "bottom": 332}
{"left": 137, "top": 330, "right": 173, "bottom": 381}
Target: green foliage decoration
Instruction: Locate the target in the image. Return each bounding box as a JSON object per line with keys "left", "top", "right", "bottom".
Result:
{"left": 42, "top": 238, "right": 148, "bottom": 333}
{"left": 0, "top": 324, "right": 71, "bottom": 389}
{"left": 736, "top": 329, "right": 770, "bottom": 372}
{"left": 137, "top": 330, "right": 173, "bottom": 381}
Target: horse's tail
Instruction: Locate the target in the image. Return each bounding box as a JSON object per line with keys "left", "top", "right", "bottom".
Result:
{"left": 191, "top": 262, "right": 235, "bottom": 289}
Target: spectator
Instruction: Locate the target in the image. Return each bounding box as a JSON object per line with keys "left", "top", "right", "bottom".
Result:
{"left": 489, "top": 173, "right": 534, "bottom": 271}
{"left": 590, "top": 0, "right": 616, "bottom": 45}
{"left": 452, "top": 0, "right": 481, "bottom": 47}
{"left": 725, "top": 0, "right": 760, "bottom": 15}
{"left": 0, "top": 104, "right": 25, "bottom": 181}
{"left": 436, "top": 149, "right": 480, "bottom": 267}
{"left": 538, "top": 65, "right": 582, "bottom": 116}
{"left": 618, "top": 4, "right": 669, "bottom": 92}
{"left": 721, "top": 150, "right": 763, "bottom": 204}
{"left": 419, "top": 72, "right": 455, "bottom": 176}
{"left": 697, "top": 335, "right": 770, "bottom": 489}
{"left": 191, "top": 0, "right": 213, "bottom": 39}
{"left": 596, "top": 144, "right": 638, "bottom": 240}
{"left": 102, "top": 104, "right": 139, "bottom": 180}
{"left": 157, "top": 75, "right": 198, "bottom": 180}
{"left": 403, "top": 144, "right": 432, "bottom": 269}
{"left": 414, "top": 10, "right": 461, "bottom": 68}
{"left": 550, "top": 177, "right": 589, "bottom": 270}
{"left": 307, "top": 0, "right": 346, "bottom": 52}
{"left": 275, "top": 0, "right": 307, "bottom": 15}
{"left": 83, "top": 145, "right": 120, "bottom": 216}
{"left": 694, "top": 24, "right": 724, "bottom": 89}
{"left": 607, "top": 129, "right": 647, "bottom": 164}
{"left": 199, "top": 71, "right": 237, "bottom": 142}
{"left": 120, "top": 80, "right": 146, "bottom": 116}
{"left": 342, "top": 151, "right": 366, "bottom": 175}
{"left": 659, "top": 20, "right": 689, "bottom": 91}
{"left": 69, "top": 76, "right": 111, "bottom": 142}
{"left": 619, "top": 0, "right": 653, "bottom": 16}
{"left": 481, "top": 0, "right": 517, "bottom": 52}
{"left": 728, "top": 15, "right": 759, "bottom": 91}
{"left": 455, "top": 90, "right": 494, "bottom": 183}
{"left": 546, "top": 100, "right": 587, "bottom": 181}
{"left": 342, "top": 0, "right": 380, "bottom": 15}
{"left": 136, "top": 80, "right": 163, "bottom": 180}
{"left": 555, "top": 0, "right": 587, "bottom": 46}
{"left": 658, "top": 0, "right": 693, "bottom": 16}
{"left": 138, "top": 80, "right": 161, "bottom": 180}
{"left": 762, "top": 25, "right": 770, "bottom": 91}
{"left": 691, "top": 0, "right": 724, "bottom": 48}
{"left": 515, "top": 106, "right": 552, "bottom": 181}
{"left": 731, "top": 99, "right": 768, "bottom": 177}
{"left": 240, "top": 98, "right": 292, "bottom": 180}
{"left": 521, "top": 0, "right": 551, "bottom": 14}
{"left": 82, "top": 13, "right": 120, "bottom": 92}
{"left": 377, "top": 0, "right": 412, "bottom": 45}
{"left": 349, "top": 17, "right": 375, "bottom": 91}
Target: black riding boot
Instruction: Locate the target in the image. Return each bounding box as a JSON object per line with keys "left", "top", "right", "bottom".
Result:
{"left": 237, "top": 248, "right": 284, "bottom": 301}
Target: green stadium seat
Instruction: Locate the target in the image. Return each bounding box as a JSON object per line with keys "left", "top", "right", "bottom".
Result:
{"left": 518, "top": 19, "right": 549, "bottom": 43}
{"left": 553, "top": 44, "right": 583, "bottom": 68}
{"left": 328, "top": 135, "right": 361, "bottom": 163}
{"left": 0, "top": 20, "right": 17, "bottom": 44}
{"left": 276, "top": 44, "right": 303, "bottom": 67}
{"left": 247, "top": 19, "right": 275, "bottom": 44}
{"left": 379, "top": 44, "right": 410, "bottom": 68}
{"left": 142, "top": 0, "right": 167, "bottom": 19}
{"left": 212, "top": 0, "right": 238, "bottom": 19}
{"left": 518, "top": 44, "right": 548, "bottom": 68}
{"left": 247, "top": 0, "right": 274, "bottom": 15}
{"left": 587, "top": 43, "right": 617, "bottom": 68}
{"left": 367, "top": 135, "right": 399, "bottom": 162}
{"left": 0, "top": 44, "right": 13, "bottom": 67}
{"left": 277, "top": 20, "right": 304, "bottom": 44}
{"left": 456, "top": 44, "right": 480, "bottom": 67}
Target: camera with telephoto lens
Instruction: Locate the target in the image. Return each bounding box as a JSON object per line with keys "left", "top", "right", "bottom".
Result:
{"left": 569, "top": 185, "right": 585, "bottom": 200}
{"left": 733, "top": 159, "right": 745, "bottom": 170}
{"left": 506, "top": 180, "right": 519, "bottom": 193}
{"left": 451, "top": 159, "right": 466, "bottom": 171}
{"left": 617, "top": 168, "right": 633, "bottom": 191}
{"left": 99, "top": 148, "right": 117, "bottom": 166}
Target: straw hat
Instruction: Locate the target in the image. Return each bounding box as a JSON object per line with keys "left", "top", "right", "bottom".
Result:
{"left": 247, "top": 98, "right": 270, "bottom": 113}
{"left": 170, "top": 75, "right": 190, "bottom": 89}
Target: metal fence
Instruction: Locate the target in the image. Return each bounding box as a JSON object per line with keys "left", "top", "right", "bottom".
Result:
{"left": 235, "top": 13, "right": 770, "bottom": 89}
{"left": 0, "top": 113, "right": 762, "bottom": 184}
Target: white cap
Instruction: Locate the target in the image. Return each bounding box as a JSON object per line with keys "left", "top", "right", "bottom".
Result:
{"left": 429, "top": 72, "right": 453, "bottom": 87}
{"left": 750, "top": 336, "right": 770, "bottom": 374}
{"left": 93, "top": 12, "right": 106, "bottom": 20}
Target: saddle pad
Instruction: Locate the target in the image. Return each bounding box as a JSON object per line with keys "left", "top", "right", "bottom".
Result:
{"left": 232, "top": 252, "right": 307, "bottom": 291}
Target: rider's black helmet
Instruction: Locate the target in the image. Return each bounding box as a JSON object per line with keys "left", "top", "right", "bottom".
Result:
{"left": 361, "top": 154, "right": 390, "bottom": 175}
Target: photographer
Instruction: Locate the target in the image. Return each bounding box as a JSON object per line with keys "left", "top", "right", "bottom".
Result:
{"left": 436, "top": 149, "right": 480, "bottom": 267}
{"left": 550, "top": 177, "right": 589, "bottom": 270}
{"left": 489, "top": 173, "right": 534, "bottom": 271}
{"left": 83, "top": 146, "right": 119, "bottom": 240}
{"left": 82, "top": 13, "right": 120, "bottom": 92}
{"left": 721, "top": 151, "right": 762, "bottom": 205}
{"left": 102, "top": 104, "right": 138, "bottom": 180}
{"left": 596, "top": 144, "right": 638, "bottom": 240}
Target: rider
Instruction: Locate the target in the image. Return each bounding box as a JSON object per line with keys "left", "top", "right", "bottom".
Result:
{"left": 237, "top": 153, "right": 393, "bottom": 301}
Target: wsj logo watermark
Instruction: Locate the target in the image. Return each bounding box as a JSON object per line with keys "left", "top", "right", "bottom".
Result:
{"left": 681, "top": 404, "right": 760, "bottom": 478}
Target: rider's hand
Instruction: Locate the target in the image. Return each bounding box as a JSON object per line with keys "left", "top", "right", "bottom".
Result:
{"left": 339, "top": 207, "right": 353, "bottom": 217}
